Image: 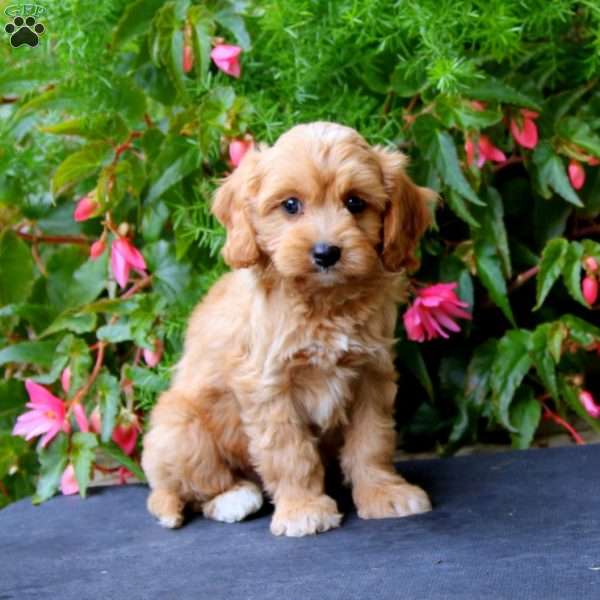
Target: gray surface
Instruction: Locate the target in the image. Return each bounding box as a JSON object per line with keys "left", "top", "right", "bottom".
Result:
{"left": 2, "top": 445, "right": 600, "bottom": 599}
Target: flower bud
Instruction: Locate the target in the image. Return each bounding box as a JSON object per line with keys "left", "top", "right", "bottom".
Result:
{"left": 73, "top": 196, "right": 98, "bottom": 222}
{"left": 582, "top": 276, "right": 598, "bottom": 305}
{"left": 90, "top": 239, "right": 106, "bottom": 260}
{"left": 579, "top": 390, "right": 600, "bottom": 418}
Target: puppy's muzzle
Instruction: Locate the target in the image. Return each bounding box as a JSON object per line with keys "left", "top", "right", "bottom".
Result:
{"left": 312, "top": 243, "right": 341, "bottom": 268}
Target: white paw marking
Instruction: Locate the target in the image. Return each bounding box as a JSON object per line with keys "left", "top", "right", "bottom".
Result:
{"left": 158, "top": 514, "right": 182, "bottom": 529}
{"left": 203, "top": 483, "right": 263, "bottom": 523}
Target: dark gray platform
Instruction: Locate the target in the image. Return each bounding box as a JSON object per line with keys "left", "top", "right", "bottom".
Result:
{"left": 2, "top": 445, "right": 600, "bottom": 599}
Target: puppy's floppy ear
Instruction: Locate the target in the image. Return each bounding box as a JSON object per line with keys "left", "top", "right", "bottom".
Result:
{"left": 212, "top": 149, "right": 262, "bottom": 269}
{"left": 374, "top": 147, "right": 435, "bottom": 272}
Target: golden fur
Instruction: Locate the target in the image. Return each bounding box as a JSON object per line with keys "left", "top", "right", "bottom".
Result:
{"left": 142, "top": 122, "right": 435, "bottom": 536}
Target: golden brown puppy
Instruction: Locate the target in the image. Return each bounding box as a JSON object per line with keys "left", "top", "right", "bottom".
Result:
{"left": 142, "top": 122, "right": 435, "bottom": 536}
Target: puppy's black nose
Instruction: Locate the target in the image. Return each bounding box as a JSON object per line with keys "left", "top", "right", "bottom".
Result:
{"left": 312, "top": 243, "right": 341, "bottom": 268}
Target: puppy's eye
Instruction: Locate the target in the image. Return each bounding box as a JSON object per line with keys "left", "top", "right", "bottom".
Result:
{"left": 282, "top": 197, "right": 302, "bottom": 215}
{"left": 345, "top": 196, "right": 366, "bottom": 214}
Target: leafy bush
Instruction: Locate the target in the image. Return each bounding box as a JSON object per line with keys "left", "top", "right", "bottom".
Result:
{"left": 1, "top": 0, "right": 600, "bottom": 506}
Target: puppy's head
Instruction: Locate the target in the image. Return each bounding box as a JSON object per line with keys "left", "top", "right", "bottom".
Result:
{"left": 213, "top": 122, "right": 434, "bottom": 283}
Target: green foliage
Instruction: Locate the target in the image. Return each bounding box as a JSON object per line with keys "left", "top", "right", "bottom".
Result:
{"left": 1, "top": 0, "right": 600, "bottom": 506}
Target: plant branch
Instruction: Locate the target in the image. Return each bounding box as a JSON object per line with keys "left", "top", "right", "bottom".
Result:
{"left": 508, "top": 265, "right": 539, "bottom": 293}
{"left": 542, "top": 403, "right": 585, "bottom": 445}
{"left": 15, "top": 231, "right": 90, "bottom": 246}
{"left": 571, "top": 223, "right": 600, "bottom": 238}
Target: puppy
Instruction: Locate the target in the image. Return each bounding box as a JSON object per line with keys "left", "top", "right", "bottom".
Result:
{"left": 142, "top": 122, "right": 435, "bottom": 536}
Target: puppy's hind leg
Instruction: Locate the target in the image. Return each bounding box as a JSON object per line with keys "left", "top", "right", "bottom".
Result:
{"left": 142, "top": 388, "right": 239, "bottom": 528}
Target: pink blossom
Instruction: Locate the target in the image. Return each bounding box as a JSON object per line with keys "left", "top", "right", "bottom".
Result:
{"left": 579, "top": 390, "right": 600, "bottom": 418}
{"left": 118, "top": 467, "right": 134, "bottom": 485}
{"left": 403, "top": 283, "right": 472, "bottom": 342}
{"left": 12, "top": 380, "right": 70, "bottom": 447}
{"left": 470, "top": 100, "right": 487, "bottom": 111}
{"left": 183, "top": 44, "right": 194, "bottom": 73}
{"left": 72, "top": 403, "right": 90, "bottom": 432}
{"left": 90, "top": 407, "right": 101, "bottom": 434}
{"left": 465, "top": 135, "right": 506, "bottom": 167}
{"left": 61, "top": 367, "right": 71, "bottom": 394}
{"left": 510, "top": 109, "right": 539, "bottom": 149}
{"left": 73, "top": 196, "right": 98, "bottom": 222}
{"left": 90, "top": 240, "right": 106, "bottom": 260}
{"left": 584, "top": 257, "right": 599, "bottom": 273}
{"left": 568, "top": 160, "right": 585, "bottom": 190}
{"left": 582, "top": 276, "right": 598, "bottom": 305}
{"left": 110, "top": 237, "right": 147, "bottom": 289}
{"left": 588, "top": 157, "right": 600, "bottom": 166}
{"left": 143, "top": 339, "right": 163, "bottom": 368}
{"left": 229, "top": 139, "right": 253, "bottom": 167}
{"left": 210, "top": 44, "right": 242, "bottom": 78}
{"left": 60, "top": 464, "right": 79, "bottom": 495}
{"left": 112, "top": 419, "right": 140, "bottom": 456}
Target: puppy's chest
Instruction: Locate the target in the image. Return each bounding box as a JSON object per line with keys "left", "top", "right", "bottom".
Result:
{"left": 287, "top": 326, "right": 379, "bottom": 431}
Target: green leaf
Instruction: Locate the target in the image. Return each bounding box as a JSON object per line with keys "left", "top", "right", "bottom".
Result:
{"left": 51, "top": 142, "right": 112, "bottom": 198}
{"left": 112, "top": 0, "right": 165, "bottom": 47}
{"left": 102, "top": 442, "right": 146, "bottom": 482}
{"left": 509, "top": 386, "right": 541, "bottom": 450}
{"left": 94, "top": 372, "right": 121, "bottom": 443}
{"left": 474, "top": 238, "right": 515, "bottom": 325}
{"left": 465, "top": 339, "right": 497, "bottom": 408}
{"left": 559, "top": 378, "right": 600, "bottom": 435}
{"left": 561, "top": 241, "right": 587, "bottom": 306}
{"left": 189, "top": 5, "right": 215, "bottom": 84}
{"left": 33, "top": 433, "right": 69, "bottom": 504}
{"left": 446, "top": 190, "right": 480, "bottom": 228}
{"left": 533, "top": 142, "right": 583, "bottom": 207}
{"left": 96, "top": 322, "right": 133, "bottom": 343}
{"left": 46, "top": 249, "right": 108, "bottom": 310}
{"left": 42, "top": 312, "right": 97, "bottom": 337}
{"left": 396, "top": 341, "right": 434, "bottom": 401}
{"left": 0, "top": 379, "right": 28, "bottom": 430}
{"left": 144, "top": 240, "right": 191, "bottom": 300}
{"left": 430, "top": 130, "right": 483, "bottom": 205}
{"left": 125, "top": 365, "right": 169, "bottom": 395}
{"left": 556, "top": 117, "right": 600, "bottom": 158}
{"left": 530, "top": 324, "right": 560, "bottom": 399}
{"left": 0, "top": 231, "right": 35, "bottom": 305}
{"left": 40, "top": 115, "right": 128, "bottom": 141}
{"left": 491, "top": 330, "right": 532, "bottom": 430}
{"left": 145, "top": 136, "right": 201, "bottom": 204}
{"left": 71, "top": 432, "right": 98, "bottom": 498}
{"left": 215, "top": 8, "right": 251, "bottom": 49}
{"left": 561, "top": 314, "right": 600, "bottom": 346}
{"left": 0, "top": 340, "right": 57, "bottom": 368}
{"left": 535, "top": 238, "right": 569, "bottom": 309}
{"left": 468, "top": 77, "right": 542, "bottom": 110}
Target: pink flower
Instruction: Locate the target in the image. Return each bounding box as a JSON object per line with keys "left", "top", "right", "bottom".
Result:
{"left": 568, "top": 160, "right": 585, "bottom": 190}
{"left": 143, "top": 339, "right": 163, "bottom": 368}
{"left": 582, "top": 276, "right": 598, "bottom": 305}
{"left": 73, "top": 196, "right": 98, "bottom": 222}
{"left": 72, "top": 403, "right": 90, "bottom": 433}
{"left": 112, "top": 419, "right": 140, "bottom": 456}
{"left": 210, "top": 44, "right": 242, "bottom": 78}
{"left": 61, "top": 367, "right": 71, "bottom": 394}
{"left": 584, "top": 257, "right": 599, "bottom": 273}
{"left": 60, "top": 464, "right": 79, "bottom": 495}
{"left": 90, "top": 407, "right": 102, "bottom": 434}
{"left": 465, "top": 135, "right": 506, "bottom": 167}
{"left": 183, "top": 43, "right": 194, "bottom": 73}
{"left": 470, "top": 100, "right": 487, "bottom": 111}
{"left": 110, "top": 237, "right": 147, "bottom": 289}
{"left": 90, "top": 239, "right": 106, "bottom": 260}
{"left": 588, "top": 157, "right": 600, "bottom": 166}
{"left": 579, "top": 390, "right": 600, "bottom": 418}
{"left": 12, "top": 380, "right": 70, "bottom": 447}
{"left": 403, "top": 283, "right": 472, "bottom": 342}
{"left": 510, "top": 109, "right": 539, "bottom": 149}
{"left": 229, "top": 139, "right": 253, "bottom": 168}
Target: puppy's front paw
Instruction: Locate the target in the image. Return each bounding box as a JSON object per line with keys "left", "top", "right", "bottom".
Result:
{"left": 355, "top": 482, "right": 431, "bottom": 519}
{"left": 271, "top": 495, "right": 342, "bottom": 537}
{"left": 147, "top": 489, "right": 184, "bottom": 529}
